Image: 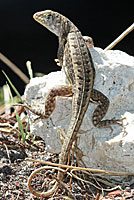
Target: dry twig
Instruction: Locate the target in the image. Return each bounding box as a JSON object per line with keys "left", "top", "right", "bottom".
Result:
{"left": 104, "top": 23, "right": 134, "bottom": 50}
{"left": 26, "top": 158, "right": 134, "bottom": 198}
{"left": 0, "top": 52, "right": 29, "bottom": 83}
{"left": 26, "top": 158, "right": 134, "bottom": 176}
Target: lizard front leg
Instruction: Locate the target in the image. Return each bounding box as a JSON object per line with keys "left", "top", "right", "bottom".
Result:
{"left": 55, "top": 36, "right": 94, "bottom": 67}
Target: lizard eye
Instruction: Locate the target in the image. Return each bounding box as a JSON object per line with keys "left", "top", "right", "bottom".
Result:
{"left": 45, "top": 13, "right": 52, "bottom": 20}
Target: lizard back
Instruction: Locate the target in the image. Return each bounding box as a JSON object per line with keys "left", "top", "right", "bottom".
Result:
{"left": 59, "top": 30, "right": 95, "bottom": 165}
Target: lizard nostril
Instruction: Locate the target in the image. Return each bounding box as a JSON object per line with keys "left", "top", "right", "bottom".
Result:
{"left": 33, "top": 12, "right": 42, "bottom": 20}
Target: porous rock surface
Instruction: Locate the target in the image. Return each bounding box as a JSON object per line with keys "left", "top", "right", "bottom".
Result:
{"left": 24, "top": 47, "right": 134, "bottom": 173}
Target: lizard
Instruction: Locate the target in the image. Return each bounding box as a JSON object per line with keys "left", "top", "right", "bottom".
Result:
{"left": 15, "top": 10, "right": 123, "bottom": 198}
{"left": 27, "top": 9, "right": 95, "bottom": 198}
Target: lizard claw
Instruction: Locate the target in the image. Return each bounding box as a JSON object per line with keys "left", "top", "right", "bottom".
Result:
{"left": 54, "top": 58, "right": 61, "bottom": 67}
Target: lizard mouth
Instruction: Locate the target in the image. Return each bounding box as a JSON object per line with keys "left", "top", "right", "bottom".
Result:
{"left": 33, "top": 12, "right": 44, "bottom": 22}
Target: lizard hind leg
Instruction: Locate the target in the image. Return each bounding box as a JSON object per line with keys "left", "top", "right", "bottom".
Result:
{"left": 91, "top": 89, "right": 123, "bottom": 132}
{"left": 24, "top": 85, "right": 73, "bottom": 122}
{"left": 44, "top": 85, "right": 73, "bottom": 119}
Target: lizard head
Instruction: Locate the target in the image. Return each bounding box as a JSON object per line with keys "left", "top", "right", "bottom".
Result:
{"left": 33, "top": 10, "right": 70, "bottom": 37}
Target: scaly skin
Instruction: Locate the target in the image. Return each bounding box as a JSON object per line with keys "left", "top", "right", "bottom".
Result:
{"left": 25, "top": 10, "right": 123, "bottom": 198}
{"left": 31, "top": 10, "right": 95, "bottom": 197}
{"left": 21, "top": 34, "right": 122, "bottom": 130}
{"left": 62, "top": 35, "right": 122, "bottom": 130}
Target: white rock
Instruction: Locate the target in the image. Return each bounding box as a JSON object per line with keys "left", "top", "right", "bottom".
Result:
{"left": 24, "top": 47, "right": 134, "bottom": 174}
